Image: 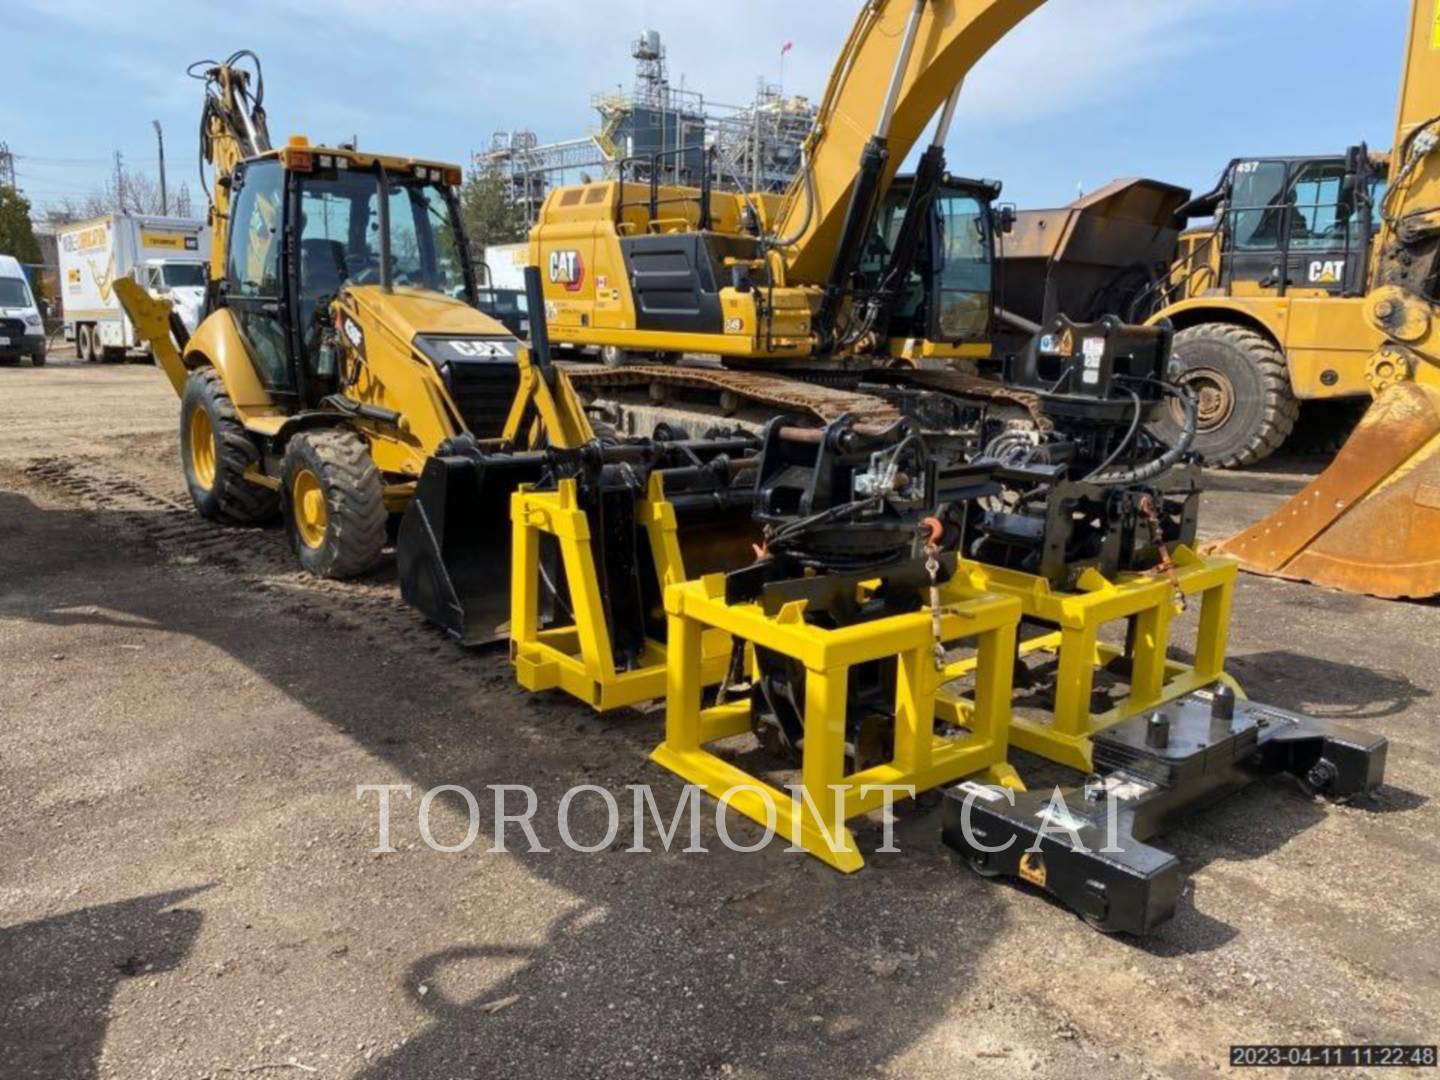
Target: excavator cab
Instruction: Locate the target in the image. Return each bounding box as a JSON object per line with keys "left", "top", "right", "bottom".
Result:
{"left": 857, "top": 175, "right": 1001, "bottom": 350}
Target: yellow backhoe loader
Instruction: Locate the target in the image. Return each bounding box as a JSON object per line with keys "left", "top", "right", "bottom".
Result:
{"left": 114, "top": 51, "right": 565, "bottom": 585}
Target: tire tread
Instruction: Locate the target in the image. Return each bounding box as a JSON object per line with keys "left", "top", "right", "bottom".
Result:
{"left": 1173, "top": 323, "right": 1298, "bottom": 468}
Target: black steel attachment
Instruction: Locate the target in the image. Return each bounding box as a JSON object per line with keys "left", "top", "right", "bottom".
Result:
{"left": 941, "top": 687, "right": 1388, "bottom": 934}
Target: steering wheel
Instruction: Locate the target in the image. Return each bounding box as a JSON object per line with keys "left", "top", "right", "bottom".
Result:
{"left": 344, "top": 250, "right": 379, "bottom": 284}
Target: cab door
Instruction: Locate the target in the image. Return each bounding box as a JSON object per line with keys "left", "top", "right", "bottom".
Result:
{"left": 223, "top": 158, "right": 295, "bottom": 398}
{"left": 929, "top": 188, "right": 994, "bottom": 343}
{"left": 1220, "top": 159, "right": 1290, "bottom": 291}
{"left": 1281, "top": 156, "right": 1366, "bottom": 296}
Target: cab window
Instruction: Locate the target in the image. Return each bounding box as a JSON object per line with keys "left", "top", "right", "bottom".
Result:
{"left": 225, "top": 159, "right": 290, "bottom": 390}
{"left": 934, "top": 193, "right": 991, "bottom": 340}
{"left": 226, "top": 161, "right": 284, "bottom": 297}
{"left": 1287, "top": 159, "right": 1351, "bottom": 250}
{"left": 1228, "top": 160, "right": 1288, "bottom": 251}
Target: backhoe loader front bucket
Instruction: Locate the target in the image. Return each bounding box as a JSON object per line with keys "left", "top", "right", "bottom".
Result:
{"left": 396, "top": 443, "right": 548, "bottom": 646}
{"left": 1211, "top": 381, "right": 1440, "bottom": 598}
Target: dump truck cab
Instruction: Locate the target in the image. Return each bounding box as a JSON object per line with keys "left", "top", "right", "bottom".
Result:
{"left": 1136, "top": 147, "right": 1390, "bottom": 465}
{"left": 1166, "top": 150, "right": 1383, "bottom": 303}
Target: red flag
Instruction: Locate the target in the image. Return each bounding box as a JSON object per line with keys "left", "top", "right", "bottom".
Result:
{"left": 781, "top": 41, "right": 793, "bottom": 55}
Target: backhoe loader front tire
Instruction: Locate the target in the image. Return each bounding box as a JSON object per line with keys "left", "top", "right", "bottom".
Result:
{"left": 280, "top": 430, "right": 387, "bottom": 579}
{"left": 180, "top": 368, "right": 278, "bottom": 524}
{"left": 1149, "top": 323, "right": 1298, "bottom": 469}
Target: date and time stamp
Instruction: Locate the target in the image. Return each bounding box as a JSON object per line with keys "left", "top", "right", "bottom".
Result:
{"left": 1230, "top": 1046, "right": 1436, "bottom": 1069}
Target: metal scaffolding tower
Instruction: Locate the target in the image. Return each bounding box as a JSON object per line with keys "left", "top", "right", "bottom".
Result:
{"left": 477, "top": 30, "right": 818, "bottom": 225}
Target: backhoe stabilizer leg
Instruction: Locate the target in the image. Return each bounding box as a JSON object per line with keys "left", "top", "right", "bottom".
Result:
{"left": 942, "top": 691, "right": 1387, "bottom": 934}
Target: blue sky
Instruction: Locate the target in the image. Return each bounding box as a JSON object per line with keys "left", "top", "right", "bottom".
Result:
{"left": 4, "top": 0, "right": 1412, "bottom": 215}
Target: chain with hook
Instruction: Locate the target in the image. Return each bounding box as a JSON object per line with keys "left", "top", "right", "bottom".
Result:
{"left": 1138, "top": 493, "right": 1187, "bottom": 613}
{"left": 919, "top": 516, "right": 947, "bottom": 671}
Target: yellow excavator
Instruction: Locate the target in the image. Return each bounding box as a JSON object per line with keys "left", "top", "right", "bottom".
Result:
{"left": 114, "top": 51, "right": 574, "bottom": 580}
{"left": 521, "top": 0, "right": 1440, "bottom": 602}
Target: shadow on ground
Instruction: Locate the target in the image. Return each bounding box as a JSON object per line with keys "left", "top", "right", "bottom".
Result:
{"left": 0, "top": 886, "right": 210, "bottom": 1080}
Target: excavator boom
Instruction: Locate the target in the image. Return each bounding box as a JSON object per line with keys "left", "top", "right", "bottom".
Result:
{"left": 775, "top": 0, "right": 1045, "bottom": 284}
{"left": 1212, "top": 0, "right": 1440, "bottom": 599}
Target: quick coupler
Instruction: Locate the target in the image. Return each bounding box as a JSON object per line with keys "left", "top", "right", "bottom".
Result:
{"left": 941, "top": 686, "right": 1387, "bottom": 934}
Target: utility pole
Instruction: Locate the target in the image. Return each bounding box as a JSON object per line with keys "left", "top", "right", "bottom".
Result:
{"left": 114, "top": 149, "right": 125, "bottom": 213}
{"left": 153, "top": 120, "right": 168, "bottom": 216}
{"left": 0, "top": 142, "right": 16, "bottom": 189}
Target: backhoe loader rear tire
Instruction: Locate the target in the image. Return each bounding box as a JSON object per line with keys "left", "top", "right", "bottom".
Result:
{"left": 1149, "top": 323, "right": 1298, "bottom": 469}
{"left": 280, "top": 429, "right": 387, "bottom": 579}
{"left": 180, "top": 368, "right": 279, "bottom": 524}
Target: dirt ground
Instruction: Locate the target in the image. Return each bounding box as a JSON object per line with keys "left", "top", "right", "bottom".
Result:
{"left": 2, "top": 351, "right": 1436, "bottom": 1080}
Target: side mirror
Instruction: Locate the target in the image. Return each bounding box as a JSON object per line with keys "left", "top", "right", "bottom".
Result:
{"left": 1345, "top": 143, "right": 1367, "bottom": 178}
{"left": 994, "top": 204, "right": 1017, "bottom": 235}
{"left": 38, "top": 297, "right": 50, "bottom": 321}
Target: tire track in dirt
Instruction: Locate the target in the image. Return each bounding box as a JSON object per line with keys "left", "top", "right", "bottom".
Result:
{"left": 19, "top": 456, "right": 453, "bottom": 651}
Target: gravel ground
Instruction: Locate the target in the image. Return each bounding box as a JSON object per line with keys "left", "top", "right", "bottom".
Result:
{"left": 1, "top": 351, "right": 1436, "bottom": 1079}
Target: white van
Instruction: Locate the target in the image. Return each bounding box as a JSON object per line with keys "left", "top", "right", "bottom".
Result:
{"left": 0, "top": 254, "right": 47, "bottom": 367}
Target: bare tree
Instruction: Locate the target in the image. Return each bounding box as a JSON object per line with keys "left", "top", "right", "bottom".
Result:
{"left": 41, "top": 170, "right": 195, "bottom": 224}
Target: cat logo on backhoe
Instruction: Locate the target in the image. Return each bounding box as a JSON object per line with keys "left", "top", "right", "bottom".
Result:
{"left": 1308, "top": 259, "right": 1345, "bottom": 285}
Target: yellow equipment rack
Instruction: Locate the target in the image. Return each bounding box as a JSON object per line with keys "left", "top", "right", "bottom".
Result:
{"left": 651, "top": 572, "right": 1025, "bottom": 872}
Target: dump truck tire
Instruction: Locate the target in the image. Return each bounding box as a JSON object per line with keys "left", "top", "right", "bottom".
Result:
{"left": 1149, "top": 323, "right": 1298, "bottom": 469}
{"left": 180, "top": 368, "right": 278, "bottom": 524}
{"left": 281, "top": 429, "right": 387, "bottom": 579}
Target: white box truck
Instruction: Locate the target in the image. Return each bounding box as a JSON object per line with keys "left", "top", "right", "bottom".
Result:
{"left": 57, "top": 214, "right": 209, "bottom": 362}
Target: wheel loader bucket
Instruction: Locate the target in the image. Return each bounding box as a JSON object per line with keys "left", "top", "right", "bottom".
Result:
{"left": 396, "top": 447, "right": 547, "bottom": 646}
{"left": 1210, "top": 381, "right": 1440, "bottom": 599}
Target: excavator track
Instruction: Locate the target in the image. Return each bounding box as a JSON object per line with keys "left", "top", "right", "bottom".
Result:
{"left": 561, "top": 363, "right": 1052, "bottom": 434}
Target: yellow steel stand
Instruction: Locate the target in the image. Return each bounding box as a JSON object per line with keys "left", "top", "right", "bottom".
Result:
{"left": 949, "top": 546, "right": 1243, "bottom": 771}
{"left": 651, "top": 573, "right": 1025, "bottom": 872}
{"left": 509, "top": 477, "right": 732, "bottom": 711}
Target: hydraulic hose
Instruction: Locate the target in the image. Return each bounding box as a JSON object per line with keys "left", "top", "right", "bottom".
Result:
{"left": 1085, "top": 381, "right": 1197, "bottom": 486}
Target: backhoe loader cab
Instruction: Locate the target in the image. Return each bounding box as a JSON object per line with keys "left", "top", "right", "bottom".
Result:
{"left": 158, "top": 139, "right": 528, "bottom": 580}
{"left": 220, "top": 144, "right": 478, "bottom": 408}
